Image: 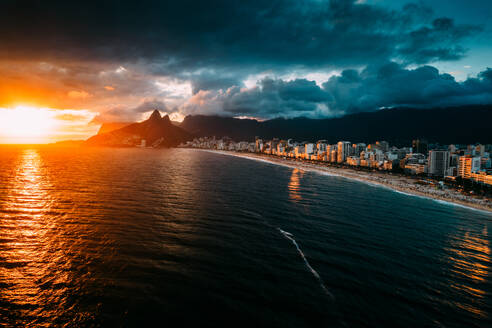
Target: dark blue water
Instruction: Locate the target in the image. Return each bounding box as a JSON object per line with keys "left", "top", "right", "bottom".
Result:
{"left": 0, "top": 147, "right": 490, "bottom": 327}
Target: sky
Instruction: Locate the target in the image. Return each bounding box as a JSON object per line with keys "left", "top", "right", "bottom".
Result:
{"left": 0, "top": 0, "right": 491, "bottom": 142}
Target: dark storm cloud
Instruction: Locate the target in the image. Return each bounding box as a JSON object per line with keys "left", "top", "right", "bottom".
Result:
{"left": 180, "top": 64, "right": 492, "bottom": 118}
{"left": 398, "top": 17, "right": 480, "bottom": 63}
{"left": 0, "top": 0, "right": 488, "bottom": 120}
{"left": 223, "top": 79, "right": 330, "bottom": 116}
{"left": 182, "top": 78, "right": 334, "bottom": 118}
{"left": 188, "top": 72, "right": 244, "bottom": 95}
{"left": 0, "top": 0, "right": 481, "bottom": 71}
{"left": 322, "top": 63, "right": 492, "bottom": 113}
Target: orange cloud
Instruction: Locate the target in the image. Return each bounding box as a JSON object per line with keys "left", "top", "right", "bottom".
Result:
{"left": 68, "top": 90, "right": 91, "bottom": 99}
{"left": 104, "top": 85, "right": 115, "bottom": 91}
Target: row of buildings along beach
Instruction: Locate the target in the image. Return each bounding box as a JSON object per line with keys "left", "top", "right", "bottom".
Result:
{"left": 183, "top": 137, "right": 492, "bottom": 186}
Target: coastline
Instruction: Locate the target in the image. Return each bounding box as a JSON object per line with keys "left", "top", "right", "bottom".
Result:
{"left": 194, "top": 149, "right": 492, "bottom": 215}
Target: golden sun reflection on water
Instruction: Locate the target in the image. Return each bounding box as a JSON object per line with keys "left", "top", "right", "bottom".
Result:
{"left": 288, "top": 168, "right": 304, "bottom": 202}
{"left": 0, "top": 149, "right": 65, "bottom": 324}
{"left": 446, "top": 226, "right": 490, "bottom": 318}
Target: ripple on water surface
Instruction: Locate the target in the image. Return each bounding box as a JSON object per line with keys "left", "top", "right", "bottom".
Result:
{"left": 0, "top": 146, "right": 491, "bottom": 327}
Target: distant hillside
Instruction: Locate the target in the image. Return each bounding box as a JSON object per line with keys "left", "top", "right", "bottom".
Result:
{"left": 97, "top": 122, "right": 133, "bottom": 134}
{"left": 180, "top": 105, "right": 492, "bottom": 146}
{"left": 85, "top": 110, "right": 192, "bottom": 147}
{"left": 51, "top": 140, "right": 85, "bottom": 147}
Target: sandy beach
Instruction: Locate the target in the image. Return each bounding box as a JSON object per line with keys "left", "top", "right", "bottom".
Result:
{"left": 196, "top": 149, "right": 492, "bottom": 214}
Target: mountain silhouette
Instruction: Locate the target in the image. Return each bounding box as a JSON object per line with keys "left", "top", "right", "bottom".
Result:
{"left": 97, "top": 122, "right": 133, "bottom": 135}
{"left": 179, "top": 105, "right": 492, "bottom": 146}
{"left": 85, "top": 110, "right": 192, "bottom": 147}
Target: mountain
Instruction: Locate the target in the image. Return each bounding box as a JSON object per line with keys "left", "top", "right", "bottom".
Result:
{"left": 85, "top": 110, "right": 192, "bottom": 147}
{"left": 51, "top": 140, "right": 85, "bottom": 147}
{"left": 97, "top": 122, "right": 133, "bottom": 134}
{"left": 179, "top": 105, "right": 492, "bottom": 146}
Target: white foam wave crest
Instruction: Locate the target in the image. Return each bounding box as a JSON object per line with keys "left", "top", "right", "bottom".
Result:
{"left": 278, "top": 228, "right": 334, "bottom": 299}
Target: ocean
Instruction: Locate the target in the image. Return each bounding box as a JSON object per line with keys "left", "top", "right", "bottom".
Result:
{"left": 0, "top": 146, "right": 490, "bottom": 327}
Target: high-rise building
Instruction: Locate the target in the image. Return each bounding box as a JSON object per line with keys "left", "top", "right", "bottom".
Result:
{"left": 450, "top": 154, "right": 459, "bottom": 167}
{"left": 428, "top": 150, "right": 450, "bottom": 177}
{"left": 255, "top": 137, "right": 263, "bottom": 152}
{"left": 481, "top": 157, "right": 491, "bottom": 169}
{"left": 330, "top": 146, "right": 338, "bottom": 162}
{"left": 458, "top": 155, "right": 481, "bottom": 178}
{"left": 476, "top": 144, "right": 485, "bottom": 156}
{"left": 466, "top": 144, "right": 476, "bottom": 156}
{"left": 376, "top": 141, "right": 389, "bottom": 152}
{"left": 305, "top": 143, "right": 315, "bottom": 156}
{"left": 353, "top": 143, "right": 366, "bottom": 156}
{"left": 412, "top": 139, "right": 428, "bottom": 154}
{"left": 294, "top": 146, "right": 303, "bottom": 158}
{"left": 277, "top": 140, "right": 287, "bottom": 155}
{"left": 337, "top": 141, "right": 351, "bottom": 163}
{"left": 316, "top": 140, "right": 327, "bottom": 153}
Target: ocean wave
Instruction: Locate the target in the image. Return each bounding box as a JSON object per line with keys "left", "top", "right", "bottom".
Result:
{"left": 278, "top": 228, "right": 334, "bottom": 299}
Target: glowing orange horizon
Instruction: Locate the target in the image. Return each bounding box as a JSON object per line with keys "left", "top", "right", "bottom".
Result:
{"left": 0, "top": 105, "right": 99, "bottom": 144}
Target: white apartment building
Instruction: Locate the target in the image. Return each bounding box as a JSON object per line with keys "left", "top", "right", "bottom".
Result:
{"left": 428, "top": 150, "right": 450, "bottom": 177}
{"left": 337, "top": 141, "right": 351, "bottom": 163}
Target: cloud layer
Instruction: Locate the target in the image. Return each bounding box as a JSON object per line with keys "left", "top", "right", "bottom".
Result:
{"left": 0, "top": 0, "right": 488, "bottom": 122}
{"left": 1, "top": 1, "right": 478, "bottom": 68}
{"left": 179, "top": 63, "right": 492, "bottom": 118}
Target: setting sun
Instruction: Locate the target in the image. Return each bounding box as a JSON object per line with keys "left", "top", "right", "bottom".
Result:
{"left": 0, "top": 106, "right": 97, "bottom": 144}
{"left": 0, "top": 106, "right": 56, "bottom": 143}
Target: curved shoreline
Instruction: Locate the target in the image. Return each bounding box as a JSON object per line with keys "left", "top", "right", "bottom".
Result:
{"left": 194, "top": 149, "right": 492, "bottom": 215}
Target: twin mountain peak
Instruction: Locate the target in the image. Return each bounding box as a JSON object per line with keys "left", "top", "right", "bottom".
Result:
{"left": 149, "top": 109, "right": 170, "bottom": 123}
{"left": 85, "top": 105, "right": 492, "bottom": 147}
{"left": 85, "top": 110, "right": 191, "bottom": 148}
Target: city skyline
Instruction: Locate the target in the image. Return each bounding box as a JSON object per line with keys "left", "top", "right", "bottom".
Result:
{"left": 185, "top": 135, "right": 492, "bottom": 211}
{"left": 1, "top": 0, "right": 492, "bottom": 143}
{"left": 1, "top": 2, "right": 491, "bottom": 325}
{"left": 186, "top": 136, "right": 491, "bottom": 178}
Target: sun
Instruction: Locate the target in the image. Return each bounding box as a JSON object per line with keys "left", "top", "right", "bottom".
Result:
{"left": 0, "top": 105, "right": 57, "bottom": 143}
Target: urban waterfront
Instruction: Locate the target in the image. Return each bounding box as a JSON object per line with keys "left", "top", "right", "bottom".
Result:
{"left": 183, "top": 137, "right": 492, "bottom": 211}
{"left": 184, "top": 137, "right": 492, "bottom": 187}
{"left": 0, "top": 146, "right": 491, "bottom": 327}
